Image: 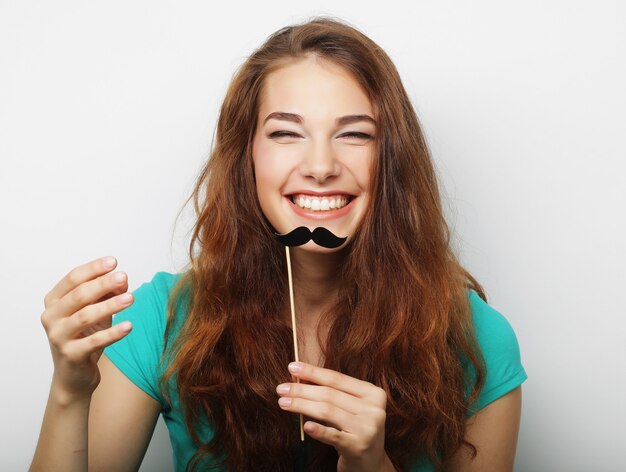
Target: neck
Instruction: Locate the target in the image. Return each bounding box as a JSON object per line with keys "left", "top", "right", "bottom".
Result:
{"left": 287, "top": 247, "right": 345, "bottom": 327}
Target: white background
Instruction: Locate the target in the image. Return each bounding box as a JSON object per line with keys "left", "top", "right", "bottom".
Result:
{"left": 1, "top": 1, "right": 624, "bottom": 470}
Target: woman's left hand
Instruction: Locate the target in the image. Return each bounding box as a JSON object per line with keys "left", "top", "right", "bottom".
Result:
{"left": 276, "top": 362, "right": 396, "bottom": 472}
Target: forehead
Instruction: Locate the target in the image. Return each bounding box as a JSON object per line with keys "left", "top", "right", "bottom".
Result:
{"left": 258, "top": 56, "right": 374, "bottom": 120}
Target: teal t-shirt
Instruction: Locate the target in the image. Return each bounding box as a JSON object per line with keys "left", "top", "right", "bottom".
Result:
{"left": 104, "top": 271, "right": 528, "bottom": 471}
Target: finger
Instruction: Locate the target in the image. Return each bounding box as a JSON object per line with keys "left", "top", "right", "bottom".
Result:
{"left": 277, "top": 396, "right": 359, "bottom": 433}
{"left": 45, "top": 256, "right": 118, "bottom": 308}
{"left": 288, "top": 362, "right": 385, "bottom": 403}
{"left": 302, "top": 421, "right": 350, "bottom": 449}
{"left": 47, "top": 269, "right": 129, "bottom": 322}
{"left": 276, "top": 382, "right": 364, "bottom": 415}
{"left": 61, "top": 322, "right": 133, "bottom": 364}
{"left": 61, "top": 291, "right": 134, "bottom": 341}
{"left": 94, "top": 281, "right": 128, "bottom": 303}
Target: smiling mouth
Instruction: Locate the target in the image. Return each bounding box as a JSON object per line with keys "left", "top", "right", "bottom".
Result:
{"left": 288, "top": 193, "right": 355, "bottom": 212}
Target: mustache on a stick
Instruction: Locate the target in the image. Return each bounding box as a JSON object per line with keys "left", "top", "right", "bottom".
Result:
{"left": 274, "top": 225, "right": 348, "bottom": 441}
{"left": 274, "top": 226, "right": 347, "bottom": 249}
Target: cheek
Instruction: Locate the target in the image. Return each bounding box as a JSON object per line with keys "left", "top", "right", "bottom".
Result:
{"left": 252, "top": 141, "right": 272, "bottom": 193}
{"left": 344, "top": 151, "right": 373, "bottom": 191}
{"left": 255, "top": 179, "right": 276, "bottom": 219}
{"left": 252, "top": 149, "right": 288, "bottom": 214}
{"left": 253, "top": 157, "right": 281, "bottom": 200}
{"left": 357, "top": 165, "right": 371, "bottom": 191}
{"left": 363, "top": 150, "right": 375, "bottom": 190}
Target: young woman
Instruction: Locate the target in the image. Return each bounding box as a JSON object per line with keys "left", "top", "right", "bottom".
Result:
{"left": 31, "top": 17, "right": 527, "bottom": 472}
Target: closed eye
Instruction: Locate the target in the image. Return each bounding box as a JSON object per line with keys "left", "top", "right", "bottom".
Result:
{"left": 268, "top": 131, "right": 300, "bottom": 138}
{"left": 340, "top": 132, "right": 373, "bottom": 140}
{"left": 268, "top": 131, "right": 373, "bottom": 140}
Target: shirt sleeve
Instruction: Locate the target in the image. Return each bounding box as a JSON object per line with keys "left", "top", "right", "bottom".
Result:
{"left": 103, "top": 272, "right": 170, "bottom": 408}
{"left": 467, "top": 290, "right": 528, "bottom": 413}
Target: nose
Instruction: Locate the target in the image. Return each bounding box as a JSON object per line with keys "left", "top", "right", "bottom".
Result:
{"left": 299, "top": 141, "right": 341, "bottom": 183}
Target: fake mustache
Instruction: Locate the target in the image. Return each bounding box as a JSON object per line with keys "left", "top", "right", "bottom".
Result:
{"left": 275, "top": 226, "right": 348, "bottom": 249}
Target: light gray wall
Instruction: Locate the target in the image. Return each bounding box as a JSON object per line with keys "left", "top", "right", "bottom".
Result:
{"left": 1, "top": 1, "right": 624, "bottom": 470}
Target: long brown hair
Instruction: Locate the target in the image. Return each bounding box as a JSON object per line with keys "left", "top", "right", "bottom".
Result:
{"left": 158, "top": 16, "right": 487, "bottom": 471}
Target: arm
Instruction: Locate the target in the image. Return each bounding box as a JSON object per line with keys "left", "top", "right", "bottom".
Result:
{"left": 29, "top": 380, "right": 92, "bottom": 471}
{"left": 88, "top": 354, "right": 161, "bottom": 472}
{"left": 29, "top": 355, "right": 161, "bottom": 472}
{"left": 446, "top": 386, "right": 523, "bottom": 472}
{"left": 30, "top": 256, "right": 162, "bottom": 471}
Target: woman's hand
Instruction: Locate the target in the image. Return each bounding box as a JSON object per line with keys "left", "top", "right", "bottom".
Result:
{"left": 276, "top": 362, "right": 397, "bottom": 472}
{"left": 40, "top": 256, "right": 134, "bottom": 403}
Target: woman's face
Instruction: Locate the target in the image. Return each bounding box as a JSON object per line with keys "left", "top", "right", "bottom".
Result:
{"left": 252, "top": 55, "right": 377, "bottom": 252}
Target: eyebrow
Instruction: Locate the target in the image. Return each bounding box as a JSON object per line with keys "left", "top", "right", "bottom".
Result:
{"left": 263, "top": 111, "right": 376, "bottom": 126}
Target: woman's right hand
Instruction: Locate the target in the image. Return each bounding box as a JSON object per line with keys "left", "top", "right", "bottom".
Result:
{"left": 40, "top": 256, "right": 135, "bottom": 403}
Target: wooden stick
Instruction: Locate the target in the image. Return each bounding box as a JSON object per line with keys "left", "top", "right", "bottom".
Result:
{"left": 285, "top": 246, "right": 305, "bottom": 441}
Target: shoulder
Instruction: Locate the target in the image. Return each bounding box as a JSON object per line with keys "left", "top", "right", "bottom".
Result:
{"left": 114, "top": 271, "right": 182, "bottom": 324}
{"left": 144, "top": 271, "right": 184, "bottom": 300}
{"left": 131, "top": 271, "right": 187, "bottom": 315}
{"left": 465, "top": 289, "right": 528, "bottom": 413}
{"left": 468, "top": 290, "right": 520, "bottom": 352}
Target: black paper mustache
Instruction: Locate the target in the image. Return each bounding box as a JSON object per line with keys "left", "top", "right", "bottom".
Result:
{"left": 275, "top": 226, "right": 347, "bottom": 249}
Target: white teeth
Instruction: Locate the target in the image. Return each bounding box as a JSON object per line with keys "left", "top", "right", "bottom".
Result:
{"left": 290, "top": 194, "right": 352, "bottom": 212}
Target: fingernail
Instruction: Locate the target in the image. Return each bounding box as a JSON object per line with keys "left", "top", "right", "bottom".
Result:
{"left": 304, "top": 422, "right": 316, "bottom": 433}
{"left": 104, "top": 257, "right": 116, "bottom": 269}
{"left": 119, "top": 321, "right": 132, "bottom": 333}
{"left": 278, "top": 397, "right": 292, "bottom": 407}
{"left": 288, "top": 362, "right": 302, "bottom": 373}
{"left": 276, "top": 384, "right": 290, "bottom": 394}
{"left": 118, "top": 293, "right": 132, "bottom": 305}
